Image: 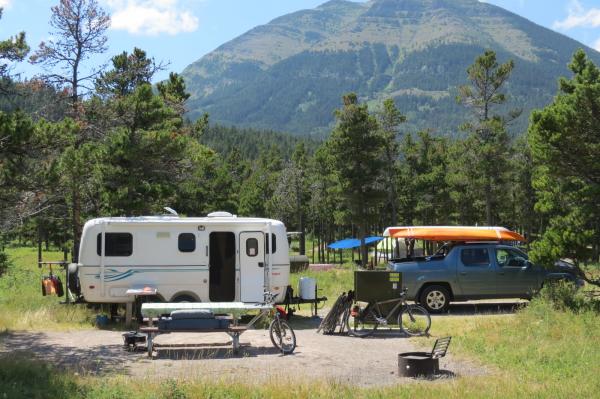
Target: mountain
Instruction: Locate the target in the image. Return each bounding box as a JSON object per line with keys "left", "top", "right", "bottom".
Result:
{"left": 181, "top": 0, "right": 600, "bottom": 136}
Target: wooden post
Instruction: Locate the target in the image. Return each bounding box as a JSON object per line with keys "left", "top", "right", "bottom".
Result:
{"left": 311, "top": 234, "right": 315, "bottom": 264}
{"left": 126, "top": 302, "right": 133, "bottom": 327}
{"left": 383, "top": 237, "right": 389, "bottom": 262}
{"left": 37, "top": 225, "right": 42, "bottom": 265}
{"left": 374, "top": 242, "right": 378, "bottom": 267}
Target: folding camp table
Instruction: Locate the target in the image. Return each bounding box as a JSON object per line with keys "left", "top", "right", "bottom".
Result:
{"left": 139, "top": 302, "right": 273, "bottom": 357}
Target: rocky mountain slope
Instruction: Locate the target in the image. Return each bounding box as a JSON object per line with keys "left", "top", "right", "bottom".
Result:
{"left": 182, "top": 0, "right": 600, "bottom": 136}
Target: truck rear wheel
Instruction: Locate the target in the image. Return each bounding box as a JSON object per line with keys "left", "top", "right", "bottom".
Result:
{"left": 420, "top": 285, "right": 450, "bottom": 313}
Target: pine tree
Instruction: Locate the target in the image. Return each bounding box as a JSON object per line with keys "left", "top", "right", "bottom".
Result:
{"left": 30, "top": 0, "right": 110, "bottom": 261}
{"left": 0, "top": 9, "right": 33, "bottom": 271}
{"left": 327, "top": 93, "right": 385, "bottom": 267}
{"left": 528, "top": 49, "right": 600, "bottom": 286}
{"left": 457, "top": 50, "right": 519, "bottom": 225}
{"left": 96, "top": 48, "right": 217, "bottom": 216}
{"left": 404, "top": 131, "right": 452, "bottom": 227}
{"left": 0, "top": 8, "right": 29, "bottom": 87}
{"left": 239, "top": 145, "right": 283, "bottom": 217}
{"left": 270, "top": 143, "right": 310, "bottom": 254}
{"left": 307, "top": 144, "right": 341, "bottom": 263}
{"left": 377, "top": 98, "right": 406, "bottom": 227}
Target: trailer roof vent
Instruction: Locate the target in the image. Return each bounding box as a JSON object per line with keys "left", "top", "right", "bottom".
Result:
{"left": 207, "top": 211, "right": 235, "bottom": 218}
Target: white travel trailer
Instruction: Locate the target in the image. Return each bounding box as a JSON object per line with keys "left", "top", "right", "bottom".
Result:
{"left": 74, "top": 212, "right": 290, "bottom": 304}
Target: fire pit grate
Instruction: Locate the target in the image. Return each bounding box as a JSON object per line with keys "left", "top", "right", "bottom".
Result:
{"left": 398, "top": 336, "right": 451, "bottom": 378}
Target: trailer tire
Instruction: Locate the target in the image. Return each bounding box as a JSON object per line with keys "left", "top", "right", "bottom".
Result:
{"left": 420, "top": 285, "right": 450, "bottom": 313}
{"left": 67, "top": 263, "right": 81, "bottom": 296}
{"left": 172, "top": 294, "right": 196, "bottom": 303}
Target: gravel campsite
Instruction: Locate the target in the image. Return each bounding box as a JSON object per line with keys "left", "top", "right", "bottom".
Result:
{"left": 1, "top": 320, "right": 487, "bottom": 387}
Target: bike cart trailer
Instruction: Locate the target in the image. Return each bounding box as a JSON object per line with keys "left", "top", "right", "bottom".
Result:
{"left": 129, "top": 294, "right": 296, "bottom": 357}
{"left": 282, "top": 281, "right": 327, "bottom": 318}
{"left": 346, "top": 271, "right": 431, "bottom": 337}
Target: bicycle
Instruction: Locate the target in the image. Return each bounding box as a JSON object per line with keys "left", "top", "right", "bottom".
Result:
{"left": 264, "top": 291, "right": 297, "bottom": 354}
{"left": 345, "top": 288, "right": 431, "bottom": 337}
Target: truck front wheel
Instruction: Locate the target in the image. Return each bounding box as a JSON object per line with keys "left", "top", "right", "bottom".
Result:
{"left": 420, "top": 285, "right": 450, "bottom": 313}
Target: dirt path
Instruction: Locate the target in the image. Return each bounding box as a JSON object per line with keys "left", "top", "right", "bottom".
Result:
{"left": 0, "top": 319, "right": 487, "bottom": 386}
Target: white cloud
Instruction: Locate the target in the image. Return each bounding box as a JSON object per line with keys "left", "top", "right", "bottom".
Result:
{"left": 0, "top": 0, "right": 12, "bottom": 9}
{"left": 553, "top": 0, "right": 600, "bottom": 30}
{"left": 594, "top": 37, "right": 600, "bottom": 51}
{"left": 106, "top": 0, "right": 199, "bottom": 36}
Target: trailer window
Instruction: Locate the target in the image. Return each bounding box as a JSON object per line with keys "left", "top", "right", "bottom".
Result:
{"left": 461, "top": 248, "right": 490, "bottom": 267}
{"left": 246, "top": 238, "right": 259, "bottom": 257}
{"left": 178, "top": 233, "right": 196, "bottom": 253}
{"left": 265, "top": 233, "right": 276, "bottom": 254}
{"left": 96, "top": 233, "right": 133, "bottom": 257}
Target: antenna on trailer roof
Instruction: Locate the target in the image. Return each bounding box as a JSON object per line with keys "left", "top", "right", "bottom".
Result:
{"left": 163, "top": 207, "right": 178, "bottom": 216}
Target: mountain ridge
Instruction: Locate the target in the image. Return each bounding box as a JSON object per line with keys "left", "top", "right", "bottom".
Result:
{"left": 182, "top": 0, "right": 600, "bottom": 136}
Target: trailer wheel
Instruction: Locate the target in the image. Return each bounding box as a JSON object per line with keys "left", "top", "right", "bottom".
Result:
{"left": 172, "top": 295, "right": 196, "bottom": 303}
{"left": 67, "top": 263, "right": 81, "bottom": 296}
{"left": 420, "top": 285, "right": 450, "bottom": 313}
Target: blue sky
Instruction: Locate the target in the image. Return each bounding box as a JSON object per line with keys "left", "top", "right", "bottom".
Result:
{"left": 1, "top": 0, "right": 599, "bottom": 82}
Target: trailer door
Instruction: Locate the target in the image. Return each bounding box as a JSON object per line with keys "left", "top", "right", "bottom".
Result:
{"left": 240, "top": 232, "right": 265, "bottom": 302}
{"left": 209, "top": 232, "right": 236, "bottom": 302}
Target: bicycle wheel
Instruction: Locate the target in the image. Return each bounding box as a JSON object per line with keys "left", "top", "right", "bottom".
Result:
{"left": 269, "top": 318, "right": 296, "bottom": 354}
{"left": 398, "top": 305, "right": 431, "bottom": 336}
{"left": 345, "top": 305, "right": 378, "bottom": 338}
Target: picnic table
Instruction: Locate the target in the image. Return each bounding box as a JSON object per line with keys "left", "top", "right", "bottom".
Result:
{"left": 138, "top": 302, "right": 273, "bottom": 357}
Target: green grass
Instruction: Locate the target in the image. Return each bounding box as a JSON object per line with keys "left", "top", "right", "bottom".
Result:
{"left": 1, "top": 247, "right": 599, "bottom": 398}
{"left": 0, "top": 247, "right": 96, "bottom": 331}
{"left": 0, "top": 301, "right": 600, "bottom": 398}
{"left": 289, "top": 266, "right": 354, "bottom": 302}
{"left": 2, "top": 298, "right": 599, "bottom": 398}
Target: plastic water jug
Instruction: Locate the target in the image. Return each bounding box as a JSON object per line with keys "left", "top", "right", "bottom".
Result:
{"left": 299, "top": 277, "right": 316, "bottom": 300}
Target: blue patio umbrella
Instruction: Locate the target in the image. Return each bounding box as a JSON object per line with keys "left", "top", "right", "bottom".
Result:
{"left": 327, "top": 236, "right": 383, "bottom": 249}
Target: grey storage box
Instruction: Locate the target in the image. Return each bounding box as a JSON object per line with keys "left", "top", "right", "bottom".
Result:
{"left": 170, "top": 309, "right": 214, "bottom": 319}
{"left": 158, "top": 317, "right": 230, "bottom": 331}
{"left": 354, "top": 271, "right": 402, "bottom": 303}
{"left": 157, "top": 309, "right": 230, "bottom": 331}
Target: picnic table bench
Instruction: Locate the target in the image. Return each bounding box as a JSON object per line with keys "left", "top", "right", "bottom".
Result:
{"left": 137, "top": 302, "right": 273, "bottom": 357}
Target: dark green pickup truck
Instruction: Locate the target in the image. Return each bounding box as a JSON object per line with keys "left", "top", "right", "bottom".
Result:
{"left": 388, "top": 242, "right": 583, "bottom": 313}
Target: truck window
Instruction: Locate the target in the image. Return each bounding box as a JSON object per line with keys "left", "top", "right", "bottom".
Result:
{"left": 460, "top": 248, "right": 490, "bottom": 267}
{"left": 178, "top": 233, "right": 196, "bottom": 253}
{"left": 96, "top": 233, "right": 132, "bottom": 257}
{"left": 496, "top": 248, "right": 527, "bottom": 267}
{"left": 265, "top": 233, "right": 276, "bottom": 254}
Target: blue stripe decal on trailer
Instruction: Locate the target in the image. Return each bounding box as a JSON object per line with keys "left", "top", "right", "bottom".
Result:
{"left": 84, "top": 268, "right": 206, "bottom": 282}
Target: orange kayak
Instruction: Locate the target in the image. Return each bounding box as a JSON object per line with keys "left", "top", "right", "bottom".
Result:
{"left": 382, "top": 226, "right": 526, "bottom": 242}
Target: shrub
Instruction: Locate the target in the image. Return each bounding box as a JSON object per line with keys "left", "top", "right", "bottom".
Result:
{"left": 161, "top": 379, "right": 189, "bottom": 399}
{"left": 0, "top": 249, "right": 10, "bottom": 276}
{"left": 537, "top": 281, "right": 600, "bottom": 312}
